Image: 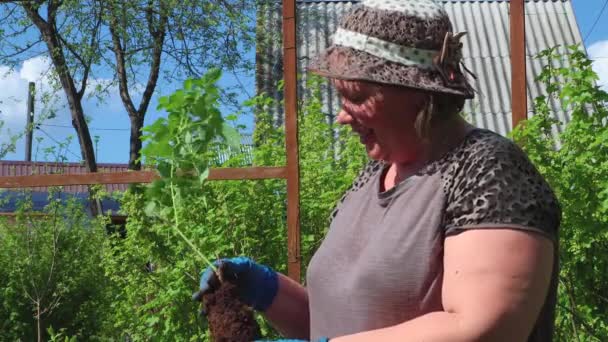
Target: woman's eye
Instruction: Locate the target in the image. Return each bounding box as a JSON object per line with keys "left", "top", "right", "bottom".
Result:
{"left": 343, "top": 95, "right": 365, "bottom": 105}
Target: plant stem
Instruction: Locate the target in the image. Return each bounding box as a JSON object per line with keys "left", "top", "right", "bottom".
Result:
{"left": 169, "top": 164, "right": 217, "bottom": 272}
{"left": 36, "top": 301, "right": 41, "bottom": 342}
{"left": 563, "top": 277, "right": 582, "bottom": 342}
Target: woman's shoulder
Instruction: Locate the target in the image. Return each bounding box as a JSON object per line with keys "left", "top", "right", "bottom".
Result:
{"left": 440, "top": 128, "right": 561, "bottom": 239}
{"left": 442, "top": 128, "right": 555, "bottom": 201}
{"left": 462, "top": 128, "right": 524, "bottom": 156}
{"left": 429, "top": 128, "right": 536, "bottom": 175}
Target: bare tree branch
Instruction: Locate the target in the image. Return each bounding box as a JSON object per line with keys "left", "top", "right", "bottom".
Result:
{"left": 0, "top": 39, "right": 43, "bottom": 59}
{"left": 124, "top": 44, "right": 154, "bottom": 56}
{"left": 0, "top": 5, "right": 21, "bottom": 25}
{"left": 107, "top": 0, "right": 136, "bottom": 115}
{"left": 77, "top": 0, "right": 103, "bottom": 100}
{"left": 138, "top": 0, "right": 166, "bottom": 115}
{"left": 57, "top": 33, "right": 86, "bottom": 66}
{"left": 22, "top": 1, "right": 98, "bottom": 173}
{"left": 47, "top": 0, "right": 61, "bottom": 23}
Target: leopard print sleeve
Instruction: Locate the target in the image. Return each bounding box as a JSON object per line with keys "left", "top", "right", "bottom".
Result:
{"left": 441, "top": 130, "right": 561, "bottom": 241}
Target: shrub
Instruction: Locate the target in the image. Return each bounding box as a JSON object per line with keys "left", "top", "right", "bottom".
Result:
{"left": 0, "top": 189, "right": 111, "bottom": 341}
{"left": 512, "top": 45, "right": 608, "bottom": 340}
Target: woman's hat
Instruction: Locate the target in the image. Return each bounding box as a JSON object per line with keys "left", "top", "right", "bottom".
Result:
{"left": 308, "top": 0, "right": 476, "bottom": 99}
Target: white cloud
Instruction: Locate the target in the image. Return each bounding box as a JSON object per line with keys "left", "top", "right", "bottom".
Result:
{"left": 588, "top": 40, "right": 608, "bottom": 91}
{"left": 0, "top": 65, "right": 28, "bottom": 123}
{"left": 0, "top": 56, "right": 137, "bottom": 162}
{"left": 20, "top": 56, "right": 53, "bottom": 83}
{"left": 0, "top": 56, "right": 57, "bottom": 126}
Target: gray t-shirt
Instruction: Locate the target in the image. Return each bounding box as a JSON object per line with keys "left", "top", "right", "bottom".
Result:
{"left": 306, "top": 129, "right": 560, "bottom": 341}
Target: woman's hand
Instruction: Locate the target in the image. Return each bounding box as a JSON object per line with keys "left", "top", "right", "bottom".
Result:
{"left": 192, "top": 256, "right": 279, "bottom": 312}
{"left": 194, "top": 258, "right": 311, "bottom": 339}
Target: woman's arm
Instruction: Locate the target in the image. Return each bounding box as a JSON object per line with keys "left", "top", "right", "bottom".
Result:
{"left": 331, "top": 228, "right": 555, "bottom": 342}
{"left": 264, "top": 273, "right": 311, "bottom": 339}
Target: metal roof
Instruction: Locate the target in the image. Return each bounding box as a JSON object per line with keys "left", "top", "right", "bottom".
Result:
{"left": 0, "top": 191, "right": 121, "bottom": 215}
{"left": 256, "top": 0, "right": 583, "bottom": 137}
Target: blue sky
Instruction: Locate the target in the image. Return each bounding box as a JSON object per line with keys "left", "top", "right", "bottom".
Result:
{"left": 1, "top": 0, "right": 608, "bottom": 164}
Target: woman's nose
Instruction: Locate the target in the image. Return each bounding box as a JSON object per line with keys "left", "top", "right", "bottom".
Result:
{"left": 336, "top": 109, "right": 353, "bottom": 125}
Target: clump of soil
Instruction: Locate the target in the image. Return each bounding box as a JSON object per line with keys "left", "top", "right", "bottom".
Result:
{"left": 202, "top": 272, "right": 261, "bottom": 342}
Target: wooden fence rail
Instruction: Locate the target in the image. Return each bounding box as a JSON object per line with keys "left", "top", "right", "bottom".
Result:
{"left": 0, "top": 167, "right": 288, "bottom": 189}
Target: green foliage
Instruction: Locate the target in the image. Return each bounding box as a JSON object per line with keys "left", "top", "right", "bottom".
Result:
{"left": 0, "top": 189, "right": 111, "bottom": 341}
{"left": 0, "top": 120, "right": 20, "bottom": 159}
{"left": 1, "top": 68, "right": 365, "bottom": 340}
{"left": 101, "top": 73, "right": 366, "bottom": 340}
{"left": 142, "top": 70, "right": 239, "bottom": 265}
{"left": 512, "top": 45, "right": 608, "bottom": 341}
{"left": 101, "top": 71, "right": 236, "bottom": 340}
{"left": 47, "top": 326, "right": 78, "bottom": 342}
{"left": 141, "top": 69, "right": 237, "bottom": 187}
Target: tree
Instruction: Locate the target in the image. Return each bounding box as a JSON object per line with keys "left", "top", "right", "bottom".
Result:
{"left": 106, "top": 0, "right": 169, "bottom": 170}
{"left": 0, "top": 0, "right": 103, "bottom": 172}
{"left": 512, "top": 45, "right": 608, "bottom": 340}
{"left": 0, "top": 0, "right": 256, "bottom": 169}
{"left": 104, "top": 0, "right": 255, "bottom": 169}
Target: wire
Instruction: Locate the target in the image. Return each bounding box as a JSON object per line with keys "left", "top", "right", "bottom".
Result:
{"left": 36, "top": 127, "right": 82, "bottom": 160}
{"left": 584, "top": 0, "right": 608, "bottom": 43}
{"left": 39, "top": 123, "right": 129, "bottom": 131}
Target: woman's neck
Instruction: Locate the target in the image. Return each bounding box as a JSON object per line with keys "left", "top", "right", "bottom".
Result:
{"left": 382, "top": 117, "right": 473, "bottom": 191}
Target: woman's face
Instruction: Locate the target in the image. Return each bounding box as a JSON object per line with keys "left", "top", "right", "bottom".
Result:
{"left": 333, "top": 79, "right": 427, "bottom": 163}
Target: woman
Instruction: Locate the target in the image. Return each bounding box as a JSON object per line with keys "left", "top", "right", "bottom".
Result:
{"left": 195, "top": 1, "right": 560, "bottom": 341}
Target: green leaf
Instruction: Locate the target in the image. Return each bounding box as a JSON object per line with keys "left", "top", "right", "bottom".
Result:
{"left": 157, "top": 161, "right": 172, "bottom": 178}
{"left": 184, "top": 79, "right": 194, "bottom": 90}
{"left": 221, "top": 123, "right": 241, "bottom": 148}
{"left": 144, "top": 201, "right": 158, "bottom": 217}
{"left": 198, "top": 168, "right": 209, "bottom": 186}
{"left": 159, "top": 207, "right": 173, "bottom": 220}
{"left": 204, "top": 68, "right": 222, "bottom": 84}
{"left": 146, "top": 315, "right": 160, "bottom": 326}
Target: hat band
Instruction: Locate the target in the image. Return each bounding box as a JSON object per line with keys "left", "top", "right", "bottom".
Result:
{"left": 333, "top": 28, "right": 438, "bottom": 69}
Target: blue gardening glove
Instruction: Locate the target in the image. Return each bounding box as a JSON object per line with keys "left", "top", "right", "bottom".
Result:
{"left": 254, "top": 338, "right": 329, "bottom": 342}
{"left": 192, "top": 256, "right": 279, "bottom": 311}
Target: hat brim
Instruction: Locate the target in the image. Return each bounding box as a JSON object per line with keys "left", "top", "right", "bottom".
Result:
{"left": 308, "top": 45, "right": 474, "bottom": 99}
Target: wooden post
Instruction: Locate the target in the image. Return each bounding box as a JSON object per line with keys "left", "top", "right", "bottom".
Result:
{"left": 511, "top": 0, "right": 527, "bottom": 129}
{"left": 25, "top": 82, "right": 35, "bottom": 161}
{"left": 282, "top": 0, "right": 301, "bottom": 282}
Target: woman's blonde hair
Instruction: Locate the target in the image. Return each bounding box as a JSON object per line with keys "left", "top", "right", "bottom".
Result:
{"left": 414, "top": 93, "right": 466, "bottom": 140}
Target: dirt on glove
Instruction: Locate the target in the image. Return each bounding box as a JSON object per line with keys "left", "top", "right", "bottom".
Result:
{"left": 202, "top": 274, "right": 261, "bottom": 342}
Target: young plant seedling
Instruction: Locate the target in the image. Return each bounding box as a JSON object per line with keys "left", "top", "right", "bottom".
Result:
{"left": 140, "top": 69, "right": 241, "bottom": 274}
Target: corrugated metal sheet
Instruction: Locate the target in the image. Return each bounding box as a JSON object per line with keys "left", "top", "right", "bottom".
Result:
{"left": 0, "top": 191, "right": 121, "bottom": 215}
{"left": 256, "top": 0, "right": 583, "bottom": 137}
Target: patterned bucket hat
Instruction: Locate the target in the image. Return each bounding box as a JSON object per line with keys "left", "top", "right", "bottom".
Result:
{"left": 308, "top": 0, "right": 476, "bottom": 99}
